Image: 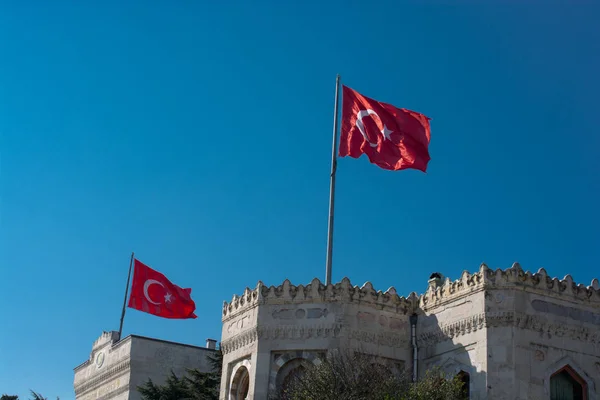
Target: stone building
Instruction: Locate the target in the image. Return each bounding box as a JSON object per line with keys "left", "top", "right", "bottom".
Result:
{"left": 74, "top": 331, "right": 217, "bottom": 400}
{"left": 219, "top": 263, "right": 600, "bottom": 399}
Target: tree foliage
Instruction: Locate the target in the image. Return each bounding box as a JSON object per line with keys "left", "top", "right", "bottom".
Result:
{"left": 1, "top": 392, "right": 59, "bottom": 400}
{"left": 138, "top": 348, "right": 222, "bottom": 400}
{"left": 273, "top": 351, "right": 467, "bottom": 400}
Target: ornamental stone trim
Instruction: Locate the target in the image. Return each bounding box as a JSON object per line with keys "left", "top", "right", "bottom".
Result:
{"left": 223, "top": 278, "right": 419, "bottom": 321}
{"left": 348, "top": 329, "right": 408, "bottom": 348}
{"left": 74, "top": 359, "right": 131, "bottom": 396}
{"left": 92, "top": 383, "right": 129, "bottom": 400}
{"left": 224, "top": 264, "right": 600, "bottom": 323}
{"left": 221, "top": 324, "right": 344, "bottom": 354}
{"left": 418, "top": 311, "right": 600, "bottom": 347}
{"left": 257, "top": 324, "right": 343, "bottom": 341}
{"left": 421, "top": 263, "right": 600, "bottom": 310}
{"left": 221, "top": 328, "right": 259, "bottom": 354}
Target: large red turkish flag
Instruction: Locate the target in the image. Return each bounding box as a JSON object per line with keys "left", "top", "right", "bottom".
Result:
{"left": 127, "top": 259, "right": 197, "bottom": 319}
{"left": 339, "top": 85, "right": 431, "bottom": 172}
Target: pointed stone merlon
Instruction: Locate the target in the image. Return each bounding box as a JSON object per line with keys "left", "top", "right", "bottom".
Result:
{"left": 422, "top": 262, "right": 600, "bottom": 307}
{"left": 223, "top": 265, "right": 600, "bottom": 320}
{"left": 222, "top": 277, "right": 416, "bottom": 319}
{"left": 92, "top": 331, "right": 120, "bottom": 350}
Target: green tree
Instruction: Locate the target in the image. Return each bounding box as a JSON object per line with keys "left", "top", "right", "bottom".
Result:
{"left": 274, "top": 351, "right": 467, "bottom": 400}
{"left": 138, "top": 372, "right": 191, "bottom": 400}
{"left": 0, "top": 392, "right": 59, "bottom": 400}
{"left": 186, "top": 350, "right": 222, "bottom": 400}
{"left": 28, "top": 391, "right": 59, "bottom": 400}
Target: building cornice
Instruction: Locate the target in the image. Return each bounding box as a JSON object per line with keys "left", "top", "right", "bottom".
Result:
{"left": 418, "top": 311, "right": 600, "bottom": 347}
{"left": 223, "top": 278, "right": 419, "bottom": 322}
{"left": 221, "top": 323, "right": 345, "bottom": 354}
{"left": 74, "top": 359, "right": 131, "bottom": 396}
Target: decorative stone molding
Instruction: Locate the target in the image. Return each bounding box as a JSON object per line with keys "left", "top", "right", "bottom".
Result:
{"left": 420, "top": 263, "right": 600, "bottom": 310}
{"left": 221, "top": 328, "right": 259, "bottom": 354}
{"left": 223, "top": 278, "right": 419, "bottom": 321}
{"left": 223, "top": 265, "right": 600, "bottom": 322}
{"left": 94, "top": 385, "right": 129, "bottom": 400}
{"left": 221, "top": 324, "right": 343, "bottom": 354}
{"left": 418, "top": 313, "right": 487, "bottom": 346}
{"left": 257, "top": 324, "right": 342, "bottom": 341}
{"left": 74, "top": 359, "right": 131, "bottom": 396}
{"left": 418, "top": 311, "right": 600, "bottom": 347}
{"left": 348, "top": 329, "right": 408, "bottom": 348}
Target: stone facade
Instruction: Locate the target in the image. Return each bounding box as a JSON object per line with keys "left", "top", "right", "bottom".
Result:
{"left": 74, "top": 331, "right": 217, "bottom": 400}
{"left": 220, "top": 263, "right": 600, "bottom": 399}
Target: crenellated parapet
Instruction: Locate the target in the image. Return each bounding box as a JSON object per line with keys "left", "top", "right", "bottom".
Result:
{"left": 91, "top": 330, "right": 120, "bottom": 350}
{"left": 482, "top": 263, "right": 600, "bottom": 304}
{"left": 222, "top": 263, "right": 600, "bottom": 323}
{"left": 222, "top": 277, "right": 420, "bottom": 321}
{"left": 420, "top": 262, "right": 600, "bottom": 310}
{"left": 420, "top": 264, "right": 488, "bottom": 310}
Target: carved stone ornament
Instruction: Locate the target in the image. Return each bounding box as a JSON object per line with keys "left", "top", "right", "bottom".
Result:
{"left": 348, "top": 330, "right": 407, "bottom": 348}
{"left": 418, "top": 311, "right": 600, "bottom": 347}
{"left": 223, "top": 277, "right": 419, "bottom": 320}
{"left": 421, "top": 263, "right": 600, "bottom": 311}
{"left": 534, "top": 350, "right": 545, "bottom": 361}
{"left": 225, "top": 264, "right": 599, "bottom": 323}
{"left": 220, "top": 324, "right": 343, "bottom": 354}
{"left": 74, "top": 359, "right": 131, "bottom": 396}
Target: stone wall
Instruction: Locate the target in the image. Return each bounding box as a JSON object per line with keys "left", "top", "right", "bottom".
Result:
{"left": 220, "top": 278, "right": 417, "bottom": 399}
{"left": 482, "top": 263, "right": 600, "bottom": 400}
{"left": 74, "top": 332, "right": 216, "bottom": 400}
{"left": 220, "top": 263, "right": 600, "bottom": 400}
{"left": 128, "top": 336, "right": 215, "bottom": 400}
{"left": 74, "top": 331, "right": 131, "bottom": 400}
{"left": 418, "top": 267, "right": 488, "bottom": 399}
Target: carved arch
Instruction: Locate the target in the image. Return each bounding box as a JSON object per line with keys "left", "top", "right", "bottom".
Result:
{"left": 437, "top": 357, "right": 476, "bottom": 398}
{"left": 229, "top": 358, "right": 252, "bottom": 400}
{"left": 268, "top": 351, "right": 323, "bottom": 393}
{"left": 544, "top": 356, "right": 596, "bottom": 400}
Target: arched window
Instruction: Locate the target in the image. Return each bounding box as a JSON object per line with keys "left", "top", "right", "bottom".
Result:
{"left": 456, "top": 370, "right": 470, "bottom": 399}
{"left": 280, "top": 365, "right": 307, "bottom": 398}
{"left": 276, "top": 359, "right": 310, "bottom": 399}
{"left": 230, "top": 366, "right": 250, "bottom": 400}
{"left": 550, "top": 365, "right": 587, "bottom": 400}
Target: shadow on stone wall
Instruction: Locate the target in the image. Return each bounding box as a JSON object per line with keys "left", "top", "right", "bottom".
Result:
{"left": 265, "top": 339, "right": 485, "bottom": 399}
{"left": 416, "top": 312, "right": 487, "bottom": 400}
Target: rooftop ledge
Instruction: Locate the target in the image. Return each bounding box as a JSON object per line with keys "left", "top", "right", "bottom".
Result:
{"left": 222, "top": 263, "right": 600, "bottom": 319}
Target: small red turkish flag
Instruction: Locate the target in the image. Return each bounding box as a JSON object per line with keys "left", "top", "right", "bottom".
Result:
{"left": 127, "top": 259, "right": 197, "bottom": 319}
{"left": 339, "top": 85, "right": 431, "bottom": 172}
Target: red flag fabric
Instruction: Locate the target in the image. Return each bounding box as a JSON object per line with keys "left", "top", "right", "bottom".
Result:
{"left": 339, "top": 85, "right": 431, "bottom": 172}
{"left": 127, "top": 259, "right": 197, "bottom": 319}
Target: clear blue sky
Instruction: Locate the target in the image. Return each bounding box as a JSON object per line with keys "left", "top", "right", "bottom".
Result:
{"left": 1, "top": 1, "right": 598, "bottom": 398}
